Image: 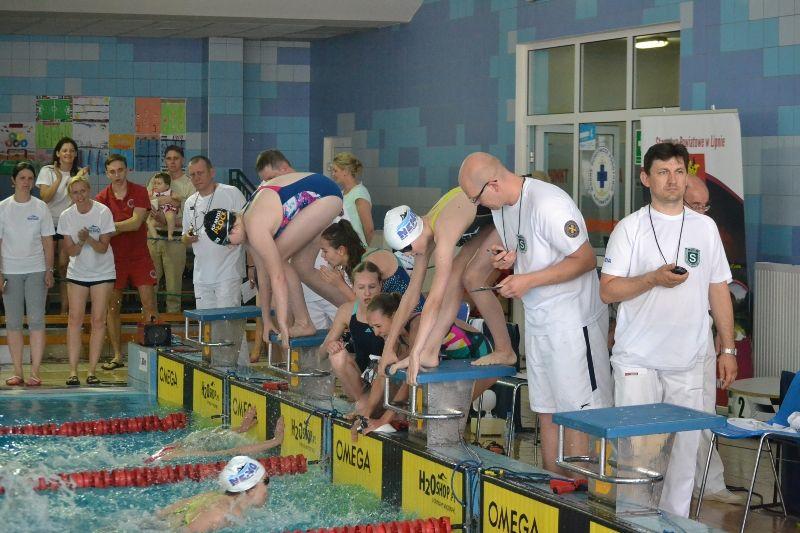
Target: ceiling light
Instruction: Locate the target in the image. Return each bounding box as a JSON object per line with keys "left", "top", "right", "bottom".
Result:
{"left": 635, "top": 36, "right": 669, "bottom": 49}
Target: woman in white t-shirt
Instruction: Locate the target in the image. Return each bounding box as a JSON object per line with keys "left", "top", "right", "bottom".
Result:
{"left": 0, "top": 162, "right": 55, "bottom": 386}
{"left": 330, "top": 152, "right": 374, "bottom": 245}
{"left": 36, "top": 137, "right": 89, "bottom": 314}
{"left": 57, "top": 175, "right": 116, "bottom": 386}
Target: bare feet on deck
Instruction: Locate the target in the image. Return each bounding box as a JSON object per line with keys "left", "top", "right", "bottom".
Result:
{"left": 288, "top": 323, "right": 317, "bottom": 338}
{"left": 471, "top": 350, "right": 516, "bottom": 366}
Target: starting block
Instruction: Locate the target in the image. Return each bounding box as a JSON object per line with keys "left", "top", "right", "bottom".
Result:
{"left": 267, "top": 331, "right": 331, "bottom": 395}
{"left": 553, "top": 403, "right": 725, "bottom": 514}
{"left": 183, "top": 306, "right": 261, "bottom": 367}
{"left": 386, "top": 359, "right": 515, "bottom": 447}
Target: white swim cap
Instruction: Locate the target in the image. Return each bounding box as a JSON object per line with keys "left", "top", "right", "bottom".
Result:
{"left": 383, "top": 206, "right": 423, "bottom": 251}
{"left": 218, "top": 456, "right": 266, "bottom": 493}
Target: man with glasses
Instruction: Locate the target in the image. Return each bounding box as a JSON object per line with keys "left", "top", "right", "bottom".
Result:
{"left": 600, "top": 142, "right": 736, "bottom": 517}
{"left": 684, "top": 174, "right": 745, "bottom": 505}
{"left": 96, "top": 154, "right": 158, "bottom": 371}
{"left": 382, "top": 184, "right": 516, "bottom": 385}
{"left": 458, "top": 152, "right": 611, "bottom": 477}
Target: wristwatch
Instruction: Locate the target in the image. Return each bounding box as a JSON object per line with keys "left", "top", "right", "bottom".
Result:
{"left": 720, "top": 347, "right": 737, "bottom": 356}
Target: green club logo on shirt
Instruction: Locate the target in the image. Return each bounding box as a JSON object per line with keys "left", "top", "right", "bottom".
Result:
{"left": 685, "top": 247, "right": 700, "bottom": 267}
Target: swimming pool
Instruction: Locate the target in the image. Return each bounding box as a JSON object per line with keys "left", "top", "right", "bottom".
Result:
{"left": 0, "top": 390, "right": 407, "bottom": 532}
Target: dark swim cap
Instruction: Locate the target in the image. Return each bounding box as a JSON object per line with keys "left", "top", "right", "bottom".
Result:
{"left": 204, "top": 208, "right": 234, "bottom": 245}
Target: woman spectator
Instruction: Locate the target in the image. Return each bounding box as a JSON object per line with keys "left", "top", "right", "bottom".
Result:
{"left": 330, "top": 152, "right": 374, "bottom": 245}
{"left": 319, "top": 262, "right": 385, "bottom": 404}
{"left": 319, "top": 220, "right": 423, "bottom": 309}
{"left": 0, "top": 162, "right": 55, "bottom": 386}
{"left": 57, "top": 175, "right": 116, "bottom": 386}
{"left": 36, "top": 137, "right": 88, "bottom": 314}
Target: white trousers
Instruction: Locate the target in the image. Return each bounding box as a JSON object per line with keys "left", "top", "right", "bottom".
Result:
{"left": 307, "top": 297, "right": 338, "bottom": 330}
{"left": 613, "top": 358, "right": 704, "bottom": 518}
{"left": 194, "top": 278, "right": 248, "bottom": 364}
{"left": 695, "top": 331, "right": 727, "bottom": 493}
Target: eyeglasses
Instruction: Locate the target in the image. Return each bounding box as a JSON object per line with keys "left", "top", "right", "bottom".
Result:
{"left": 684, "top": 200, "right": 711, "bottom": 213}
{"left": 469, "top": 179, "right": 497, "bottom": 204}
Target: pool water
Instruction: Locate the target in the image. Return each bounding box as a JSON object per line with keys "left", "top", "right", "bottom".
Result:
{"left": 0, "top": 391, "right": 406, "bottom": 532}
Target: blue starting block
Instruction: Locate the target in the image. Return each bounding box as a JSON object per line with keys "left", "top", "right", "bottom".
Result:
{"left": 553, "top": 403, "right": 726, "bottom": 514}
{"left": 266, "top": 330, "right": 330, "bottom": 388}
{"left": 183, "top": 306, "right": 261, "bottom": 367}
{"left": 386, "top": 359, "right": 515, "bottom": 447}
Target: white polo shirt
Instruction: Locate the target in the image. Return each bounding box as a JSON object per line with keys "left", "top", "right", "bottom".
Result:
{"left": 0, "top": 196, "right": 55, "bottom": 274}
{"left": 36, "top": 165, "right": 72, "bottom": 225}
{"left": 182, "top": 184, "right": 246, "bottom": 284}
{"left": 602, "top": 205, "right": 731, "bottom": 371}
{"left": 491, "top": 178, "right": 605, "bottom": 334}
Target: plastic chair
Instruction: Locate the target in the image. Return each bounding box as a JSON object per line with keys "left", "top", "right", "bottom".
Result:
{"left": 695, "top": 371, "right": 800, "bottom": 533}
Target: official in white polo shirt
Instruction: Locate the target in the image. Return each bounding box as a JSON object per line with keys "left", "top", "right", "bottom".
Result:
{"left": 459, "top": 152, "right": 612, "bottom": 477}
{"left": 600, "top": 142, "right": 737, "bottom": 517}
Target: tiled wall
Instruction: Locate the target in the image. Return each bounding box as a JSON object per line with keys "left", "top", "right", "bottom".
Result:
{"left": 311, "top": 0, "right": 800, "bottom": 267}
{"left": 0, "top": 35, "right": 310, "bottom": 186}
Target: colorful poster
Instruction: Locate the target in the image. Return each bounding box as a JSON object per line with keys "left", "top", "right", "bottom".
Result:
{"left": 161, "top": 99, "right": 186, "bottom": 136}
{"left": 72, "top": 96, "right": 110, "bottom": 122}
{"left": 0, "top": 123, "right": 35, "bottom": 161}
{"left": 73, "top": 121, "right": 109, "bottom": 149}
{"left": 35, "top": 122, "right": 73, "bottom": 150}
{"left": 109, "top": 133, "right": 135, "bottom": 168}
{"left": 135, "top": 98, "right": 162, "bottom": 135}
{"left": 135, "top": 135, "right": 160, "bottom": 171}
{"left": 36, "top": 96, "right": 72, "bottom": 122}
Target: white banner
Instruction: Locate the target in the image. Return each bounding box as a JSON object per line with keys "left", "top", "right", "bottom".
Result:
{"left": 641, "top": 111, "right": 743, "bottom": 200}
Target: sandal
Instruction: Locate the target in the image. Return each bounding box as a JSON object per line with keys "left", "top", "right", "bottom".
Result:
{"left": 66, "top": 375, "right": 80, "bottom": 386}
{"left": 5, "top": 375, "right": 24, "bottom": 386}
{"left": 101, "top": 360, "right": 124, "bottom": 371}
{"left": 86, "top": 375, "right": 100, "bottom": 385}
{"left": 25, "top": 376, "right": 42, "bottom": 387}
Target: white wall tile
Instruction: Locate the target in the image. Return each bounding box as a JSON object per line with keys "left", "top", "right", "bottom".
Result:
{"left": 11, "top": 42, "right": 29, "bottom": 58}
{"left": 64, "top": 78, "right": 82, "bottom": 95}
{"left": 243, "top": 42, "right": 260, "bottom": 63}
{"left": 81, "top": 43, "right": 99, "bottom": 61}
{"left": 261, "top": 45, "right": 278, "bottom": 64}
{"left": 11, "top": 95, "right": 32, "bottom": 114}
{"left": 681, "top": 1, "right": 694, "bottom": 28}
{"left": 0, "top": 43, "right": 11, "bottom": 59}
{"left": 29, "top": 59, "right": 46, "bottom": 77}
{"left": 260, "top": 64, "right": 278, "bottom": 81}
{"left": 293, "top": 65, "right": 310, "bottom": 82}
{"left": 0, "top": 59, "right": 11, "bottom": 76}
{"left": 46, "top": 42, "right": 64, "bottom": 60}
{"left": 276, "top": 64, "right": 293, "bottom": 82}
{"left": 750, "top": 0, "right": 765, "bottom": 20}
{"left": 29, "top": 42, "right": 47, "bottom": 59}
{"left": 64, "top": 43, "right": 82, "bottom": 60}
{"left": 11, "top": 59, "right": 29, "bottom": 76}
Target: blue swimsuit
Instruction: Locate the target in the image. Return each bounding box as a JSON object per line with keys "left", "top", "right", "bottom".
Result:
{"left": 256, "top": 173, "right": 342, "bottom": 238}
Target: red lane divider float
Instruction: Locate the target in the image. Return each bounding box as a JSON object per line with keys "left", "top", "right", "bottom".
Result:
{"left": 0, "top": 455, "right": 307, "bottom": 494}
{"left": 0, "top": 412, "right": 188, "bottom": 437}
{"left": 290, "top": 517, "right": 452, "bottom": 533}
{"left": 262, "top": 381, "right": 289, "bottom": 391}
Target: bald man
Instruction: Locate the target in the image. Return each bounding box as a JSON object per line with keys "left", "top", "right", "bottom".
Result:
{"left": 686, "top": 175, "right": 745, "bottom": 505}
{"left": 459, "top": 152, "right": 612, "bottom": 476}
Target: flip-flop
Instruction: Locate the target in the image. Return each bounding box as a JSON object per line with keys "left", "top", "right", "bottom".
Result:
{"left": 25, "top": 376, "right": 42, "bottom": 387}
{"left": 5, "top": 375, "right": 23, "bottom": 386}
{"left": 86, "top": 375, "right": 100, "bottom": 385}
{"left": 484, "top": 440, "right": 506, "bottom": 455}
{"left": 101, "top": 360, "right": 124, "bottom": 370}
{"left": 66, "top": 375, "right": 80, "bottom": 386}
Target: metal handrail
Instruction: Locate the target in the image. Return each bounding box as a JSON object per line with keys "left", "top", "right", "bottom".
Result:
{"left": 382, "top": 376, "right": 463, "bottom": 420}
{"left": 266, "top": 343, "right": 330, "bottom": 378}
{"left": 228, "top": 168, "right": 257, "bottom": 198}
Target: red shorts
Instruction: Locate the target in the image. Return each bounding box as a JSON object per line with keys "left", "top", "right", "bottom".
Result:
{"left": 114, "top": 255, "right": 157, "bottom": 290}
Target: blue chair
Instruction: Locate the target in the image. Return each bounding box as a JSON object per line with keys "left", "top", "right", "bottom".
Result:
{"left": 695, "top": 371, "right": 800, "bottom": 533}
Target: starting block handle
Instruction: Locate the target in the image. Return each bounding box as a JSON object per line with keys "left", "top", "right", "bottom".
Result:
{"left": 266, "top": 342, "right": 330, "bottom": 378}
{"left": 183, "top": 317, "right": 235, "bottom": 347}
{"left": 555, "top": 425, "right": 663, "bottom": 485}
{"left": 382, "top": 376, "right": 463, "bottom": 420}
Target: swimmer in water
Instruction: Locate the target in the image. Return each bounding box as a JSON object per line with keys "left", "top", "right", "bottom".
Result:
{"left": 157, "top": 455, "right": 270, "bottom": 532}
{"left": 147, "top": 407, "right": 284, "bottom": 462}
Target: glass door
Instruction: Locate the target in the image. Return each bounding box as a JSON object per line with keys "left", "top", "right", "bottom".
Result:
{"left": 532, "top": 125, "right": 574, "bottom": 195}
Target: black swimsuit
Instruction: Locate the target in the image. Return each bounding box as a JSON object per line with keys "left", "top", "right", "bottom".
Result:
{"left": 347, "top": 301, "right": 385, "bottom": 372}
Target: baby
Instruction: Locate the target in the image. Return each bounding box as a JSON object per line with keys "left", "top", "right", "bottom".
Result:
{"left": 149, "top": 172, "right": 179, "bottom": 240}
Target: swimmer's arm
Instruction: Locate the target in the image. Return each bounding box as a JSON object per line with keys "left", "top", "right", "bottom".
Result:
{"left": 406, "top": 237, "right": 455, "bottom": 358}
{"left": 318, "top": 304, "right": 351, "bottom": 358}
{"left": 184, "top": 508, "right": 232, "bottom": 533}
{"left": 157, "top": 494, "right": 200, "bottom": 517}
{"left": 381, "top": 251, "right": 430, "bottom": 357}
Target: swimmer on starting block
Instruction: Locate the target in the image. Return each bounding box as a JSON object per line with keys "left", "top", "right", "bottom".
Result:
{"left": 354, "top": 293, "right": 494, "bottom": 434}
{"left": 203, "top": 169, "right": 342, "bottom": 346}
{"left": 146, "top": 407, "right": 284, "bottom": 462}
{"left": 157, "top": 455, "right": 269, "bottom": 532}
{"left": 382, "top": 186, "right": 516, "bottom": 386}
